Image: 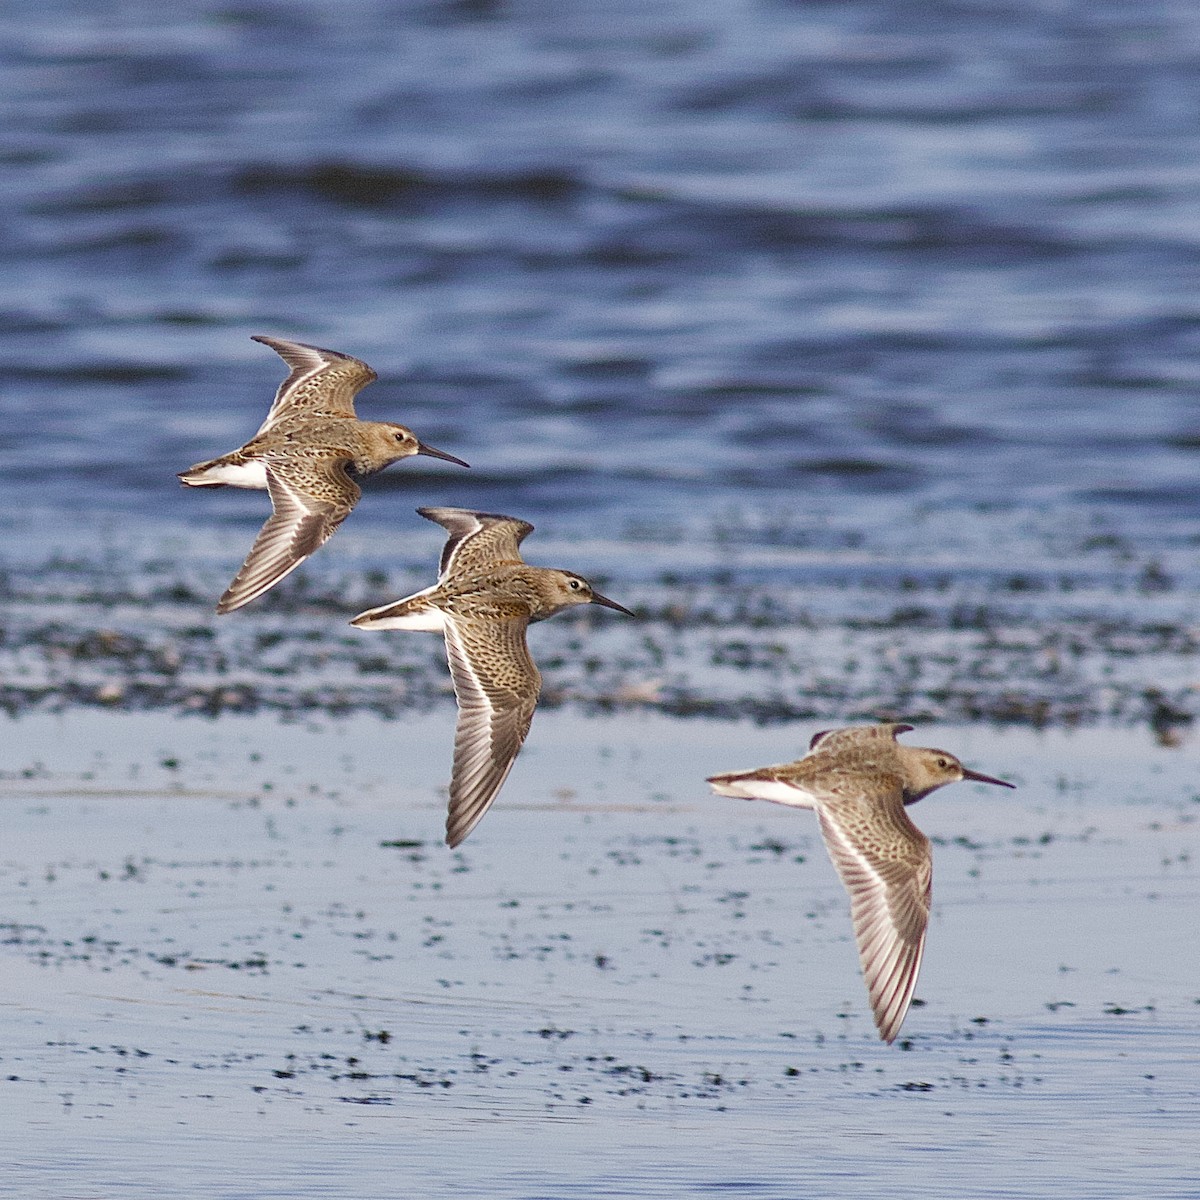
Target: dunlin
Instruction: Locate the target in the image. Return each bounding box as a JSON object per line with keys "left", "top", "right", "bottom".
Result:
{"left": 179, "top": 336, "right": 469, "bottom": 614}
{"left": 707, "top": 723, "right": 1013, "bottom": 1043}
{"left": 351, "top": 507, "right": 633, "bottom": 848}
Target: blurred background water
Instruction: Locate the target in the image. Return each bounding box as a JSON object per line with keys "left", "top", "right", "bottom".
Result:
{"left": 2, "top": 0, "right": 1199, "bottom": 573}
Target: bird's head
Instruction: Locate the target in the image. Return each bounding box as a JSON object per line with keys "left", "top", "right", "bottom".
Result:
{"left": 371, "top": 423, "right": 469, "bottom": 468}
{"left": 539, "top": 572, "right": 634, "bottom": 620}
{"left": 906, "top": 747, "right": 1014, "bottom": 802}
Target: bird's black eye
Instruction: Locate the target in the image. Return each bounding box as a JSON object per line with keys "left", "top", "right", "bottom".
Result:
{"left": 937, "top": 757, "right": 950, "bottom": 769}
{"left": 569, "top": 579, "right": 582, "bottom": 590}
{"left": 394, "top": 431, "right": 408, "bottom": 442}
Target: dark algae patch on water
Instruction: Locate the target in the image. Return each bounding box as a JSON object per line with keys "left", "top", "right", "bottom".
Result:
{"left": 0, "top": 539, "right": 1194, "bottom": 736}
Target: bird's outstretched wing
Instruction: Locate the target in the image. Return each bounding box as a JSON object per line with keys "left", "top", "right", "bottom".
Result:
{"left": 252, "top": 336, "right": 377, "bottom": 433}
{"left": 809, "top": 723, "right": 914, "bottom": 754}
{"left": 418, "top": 508, "right": 535, "bottom": 579}
{"left": 814, "top": 783, "right": 931, "bottom": 1044}
{"left": 441, "top": 610, "right": 540, "bottom": 847}
{"left": 217, "top": 454, "right": 359, "bottom": 613}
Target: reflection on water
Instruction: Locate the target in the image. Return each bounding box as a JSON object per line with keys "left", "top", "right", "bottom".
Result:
{"left": 0, "top": 713, "right": 1197, "bottom": 1197}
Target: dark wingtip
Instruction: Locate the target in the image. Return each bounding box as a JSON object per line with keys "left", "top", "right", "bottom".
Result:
{"left": 215, "top": 590, "right": 243, "bottom": 615}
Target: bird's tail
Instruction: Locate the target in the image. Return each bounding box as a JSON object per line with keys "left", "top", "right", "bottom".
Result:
{"left": 350, "top": 586, "right": 446, "bottom": 632}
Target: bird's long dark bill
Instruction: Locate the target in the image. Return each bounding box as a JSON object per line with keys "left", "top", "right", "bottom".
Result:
{"left": 416, "top": 442, "right": 470, "bottom": 468}
{"left": 962, "top": 767, "right": 1015, "bottom": 788}
{"left": 591, "top": 592, "right": 635, "bottom": 617}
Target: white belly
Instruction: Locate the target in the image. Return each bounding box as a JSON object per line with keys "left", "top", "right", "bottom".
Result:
{"left": 351, "top": 589, "right": 446, "bottom": 632}
{"left": 185, "top": 459, "right": 269, "bottom": 489}
{"left": 709, "top": 777, "right": 818, "bottom": 808}
{"left": 357, "top": 608, "right": 446, "bottom": 632}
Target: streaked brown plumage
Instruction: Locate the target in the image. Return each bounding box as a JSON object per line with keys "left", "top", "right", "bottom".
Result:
{"left": 707, "top": 723, "right": 1013, "bottom": 1043}
{"left": 179, "top": 336, "right": 468, "bottom": 613}
{"left": 350, "top": 507, "right": 633, "bottom": 848}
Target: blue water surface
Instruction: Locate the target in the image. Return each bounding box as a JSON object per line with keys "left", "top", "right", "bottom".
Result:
{"left": 0, "top": 0, "right": 1198, "bottom": 570}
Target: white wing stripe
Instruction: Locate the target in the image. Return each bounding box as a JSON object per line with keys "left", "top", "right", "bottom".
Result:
{"left": 440, "top": 619, "right": 537, "bottom": 847}
{"left": 817, "top": 804, "right": 927, "bottom": 1043}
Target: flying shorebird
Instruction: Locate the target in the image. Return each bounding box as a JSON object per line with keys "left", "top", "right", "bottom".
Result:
{"left": 351, "top": 507, "right": 634, "bottom": 848}
{"left": 179, "top": 336, "right": 469, "bottom": 614}
{"left": 707, "top": 723, "right": 1013, "bottom": 1043}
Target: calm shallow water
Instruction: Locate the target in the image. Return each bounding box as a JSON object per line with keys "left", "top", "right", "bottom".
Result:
{"left": 1, "top": 712, "right": 1198, "bottom": 1198}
